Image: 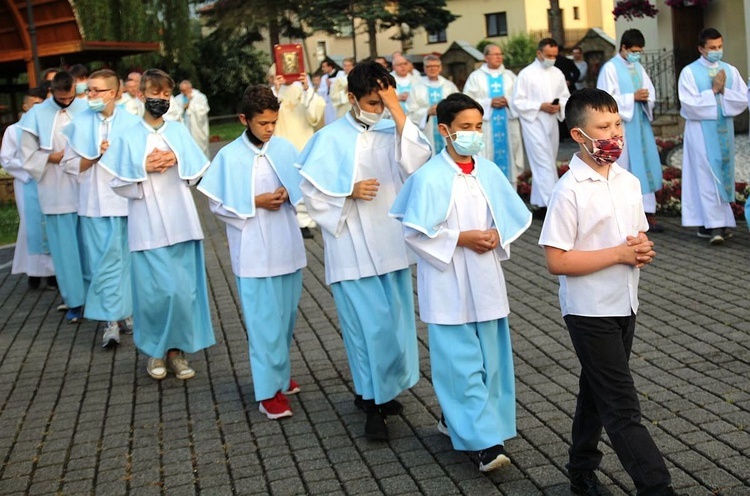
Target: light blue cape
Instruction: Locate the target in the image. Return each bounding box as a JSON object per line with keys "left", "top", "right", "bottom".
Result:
{"left": 390, "top": 151, "right": 531, "bottom": 250}
{"left": 61, "top": 107, "right": 142, "bottom": 159}
{"left": 18, "top": 97, "right": 88, "bottom": 149}
{"left": 198, "top": 133, "right": 303, "bottom": 218}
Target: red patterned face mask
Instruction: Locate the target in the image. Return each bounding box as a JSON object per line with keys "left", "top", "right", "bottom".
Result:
{"left": 576, "top": 128, "right": 624, "bottom": 166}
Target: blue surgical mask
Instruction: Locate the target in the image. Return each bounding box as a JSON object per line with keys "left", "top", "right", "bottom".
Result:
{"left": 706, "top": 50, "right": 723, "bottom": 63}
{"left": 76, "top": 82, "right": 88, "bottom": 95}
{"left": 627, "top": 52, "right": 641, "bottom": 64}
{"left": 87, "top": 98, "right": 106, "bottom": 112}
{"left": 541, "top": 58, "right": 556, "bottom": 69}
{"left": 447, "top": 130, "right": 485, "bottom": 156}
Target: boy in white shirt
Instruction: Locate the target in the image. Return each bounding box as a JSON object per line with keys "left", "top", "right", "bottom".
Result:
{"left": 391, "top": 93, "right": 531, "bottom": 472}
{"left": 539, "top": 89, "right": 683, "bottom": 496}
{"left": 100, "top": 69, "right": 215, "bottom": 381}
{"left": 199, "top": 85, "right": 306, "bottom": 419}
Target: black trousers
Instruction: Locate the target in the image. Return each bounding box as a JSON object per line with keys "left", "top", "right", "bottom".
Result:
{"left": 564, "top": 313, "right": 671, "bottom": 496}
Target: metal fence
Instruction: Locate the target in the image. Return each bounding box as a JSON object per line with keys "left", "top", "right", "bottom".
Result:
{"left": 641, "top": 49, "right": 679, "bottom": 114}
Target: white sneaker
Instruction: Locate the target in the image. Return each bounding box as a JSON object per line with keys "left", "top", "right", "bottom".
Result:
{"left": 167, "top": 352, "right": 195, "bottom": 380}
{"left": 56, "top": 303, "right": 69, "bottom": 311}
{"left": 102, "top": 321, "right": 120, "bottom": 348}
{"left": 147, "top": 357, "right": 167, "bottom": 380}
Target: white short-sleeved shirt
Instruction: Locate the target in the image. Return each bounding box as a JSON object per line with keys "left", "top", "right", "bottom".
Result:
{"left": 538, "top": 153, "right": 648, "bottom": 317}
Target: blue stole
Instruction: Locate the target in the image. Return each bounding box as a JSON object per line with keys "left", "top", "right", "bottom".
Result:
{"left": 688, "top": 60, "right": 735, "bottom": 202}
{"left": 611, "top": 57, "right": 662, "bottom": 194}
{"left": 427, "top": 85, "right": 445, "bottom": 153}
{"left": 390, "top": 151, "right": 531, "bottom": 249}
{"left": 18, "top": 97, "right": 88, "bottom": 149}
{"left": 487, "top": 73, "right": 511, "bottom": 179}
{"left": 397, "top": 79, "right": 412, "bottom": 113}
{"left": 297, "top": 113, "right": 396, "bottom": 196}
{"left": 199, "top": 133, "right": 302, "bottom": 217}
{"left": 61, "top": 107, "right": 141, "bottom": 159}
{"left": 99, "top": 121, "right": 209, "bottom": 182}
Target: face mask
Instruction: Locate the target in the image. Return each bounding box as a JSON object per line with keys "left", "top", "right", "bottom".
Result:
{"left": 446, "top": 129, "right": 485, "bottom": 156}
{"left": 576, "top": 128, "right": 624, "bottom": 166}
{"left": 627, "top": 52, "right": 641, "bottom": 64}
{"left": 144, "top": 97, "right": 170, "bottom": 118}
{"left": 88, "top": 98, "right": 106, "bottom": 112}
{"left": 53, "top": 98, "right": 72, "bottom": 109}
{"left": 75, "top": 82, "right": 88, "bottom": 95}
{"left": 353, "top": 100, "right": 383, "bottom": 127}
{"left": 541, "top": 58, "right": 556, "bottom": 69}
{"left": 705, "top": 50, "right": 723, "bottom": 63}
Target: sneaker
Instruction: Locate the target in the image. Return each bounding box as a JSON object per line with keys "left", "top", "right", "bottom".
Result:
{"left": 478, "top": 444, "right": 511, "bottom": 472}
{"left": 118, "top": 318, "right": 133, "bottom": 335}
{"left": 102, "top": 321, "right": 120, "bottom": 348}
{"left": 28, "top": 277, "right": 41, "bottom": 289}
{"left": 259, "top": 392, "right": 293, "bottom": 420}
{"left": 65, "top": 306, "right": 83, "bottom": 324}
{"left": 283, "top": 379, "right": 300, "bottom": 395}
{"left": 167, "top": 352, "right": 195, "bottom": 380}
{"left": 722, "top": 227, "right": 734, "bottom": 240}
{"left": 56, "top": 303, "right": 69, "bottom": 311}
{"left": 569, "top": 470, "right": 613, "bottom": 496}
{"left": 709, "top": 228, "right": 724, "bottom": 245}
{"left": 147, "top": 357, "right": 167, "bottom": 380}
{"left": 436, "top": 416, "right": 450, "bottom": 436}
{"left": 353, "top": 394, "right": 403, "bottom": 416}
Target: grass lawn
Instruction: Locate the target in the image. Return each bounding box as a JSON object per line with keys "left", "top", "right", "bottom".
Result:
{"left": 0, "top": 203, "right": 19, "bottom": 245}
{"left": 209, "top": 121, "right": 245, "bottom": 142}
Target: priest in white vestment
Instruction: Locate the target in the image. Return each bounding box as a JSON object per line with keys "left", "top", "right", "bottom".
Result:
{"left": 464, "top": 44, "right": 525, "bottom": 187}
{"left": 511, "top": 38, "right": 570, "bottom": 214}
{"left": 677, "top": 28, "right": 747, "bottom": 244}
{"left": 391, "top": 54, "right": 418, "bottom": 114}
{"left": 317, "top": 58, "right": 346, "bottom": 125}
{"left": 179, "top": 80, "right": 211, "bottom": 156}
{"left": 298, "top": 62, "right": 431, "bottom": 440}
{"left": 406, "top": 54, "right": 458, "bottom": 157}
{"left": 331, "top": 58, "right": 355, "bottom": 119}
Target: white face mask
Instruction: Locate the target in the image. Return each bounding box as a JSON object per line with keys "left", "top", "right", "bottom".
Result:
{"left": 353, "top": 99, "right": 383, "bottom": 126}
{"left": 541, "top": 57, "right": 556, "bottom": 69}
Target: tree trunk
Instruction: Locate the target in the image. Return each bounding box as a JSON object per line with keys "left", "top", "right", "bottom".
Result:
{"left": 268, "top": 16, "right": 281, "bottom": 53}
{"left": 548, "top": 0, "right": 564, "bottom": 47}
{"left": 367, "top": 18, "right": 378, "bottom": 59}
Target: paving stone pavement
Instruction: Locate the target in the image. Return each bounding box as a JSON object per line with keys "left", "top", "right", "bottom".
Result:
{"left": 0, "top": 148, "right": 749, "bottom": 495}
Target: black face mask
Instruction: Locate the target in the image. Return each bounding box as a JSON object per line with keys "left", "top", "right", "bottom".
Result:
{"left": 245, "top": 126, "right": 264, "bottom": 147}
{"left": 53, "top": 98, "right": 72, "bottom": 109}
{"left": 144, "top": 97, "right": 170, "bottom": 118}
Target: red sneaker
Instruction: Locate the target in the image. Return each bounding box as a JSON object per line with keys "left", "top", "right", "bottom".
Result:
{"left": 259, "top": 392, "right": 293, "bottom": 420}
{"left": 283, "top": 379, "right": 301, "bottom": 395}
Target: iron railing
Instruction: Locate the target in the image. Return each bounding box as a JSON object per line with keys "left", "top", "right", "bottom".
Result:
{"left": 640, "top": 49, "right": 679, "bottom": 114}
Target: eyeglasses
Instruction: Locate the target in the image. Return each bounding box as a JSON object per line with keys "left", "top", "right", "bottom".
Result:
{"left": 425, "top": 65, "right": 441, "bottom": 69}
{"left": 86, "top": 88, "right": 115, "bottom": 96}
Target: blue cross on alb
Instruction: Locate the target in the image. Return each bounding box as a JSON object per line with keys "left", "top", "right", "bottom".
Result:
{"left": 486, "top": 73, "right": 510, "bottom": 178}
{"left": 427, "top": 85, "right": 445, "bottom": 153}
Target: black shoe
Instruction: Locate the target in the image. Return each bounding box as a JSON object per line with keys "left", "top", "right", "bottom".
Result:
{"left": 532, "top": 207, "right": 547, "bottom": 220}
{"left": 300, "top": 227, "right": 314, "bottom": 239}
{"left": 477, "top": 444, "right": 511, "bottom": 472}
{"left": 722, "top": 227, "right": 734, "bottom": 240}
{"left": 362, "top": 400, "right": 388, "bottom": 440}
{"left": 354, "top": 394, "right": 403, "bottom": 416}
{"left": 46, "top": 276, "right": 58, "bottom": 288}
{"left": 28, "top": 276, "right": 41, "bottom": 289}
{"left": 569, "top": 470, "right": 613, "bottom": 496}
{"left": 646, "top": 214, "right": 665, "bottom": 233}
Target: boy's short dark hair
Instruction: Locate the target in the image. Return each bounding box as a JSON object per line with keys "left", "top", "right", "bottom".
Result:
{"left": 51, "top": 71, "right": 74, "bottom": 92}
{"left": 140, "top": 69, "right": 174, "bottom": 94}
{"left": 620, "top": 29, "right": 645, "bottom": 50}
{"left": 27, "top": 86, "right": 48, "bottom": 100}
{"left": 347, "top": 61, "right": 396, "bottom": 100}
{"left": 240, "top": 84, "right": 280, "bottom": 118}
{"left": 565, "top": 88, "right": 619, "bottom": 130}
{"left": 69, "top": 64, "right": 89, "bottom": 79}
{"left": 538, "top": 38, "right": 558, "bottom": 51}
{"left": 436, "top": 93, "right": 484, "bottom": 126}
{"left": 698, "top": 28, "right": 722, "bottom": 47}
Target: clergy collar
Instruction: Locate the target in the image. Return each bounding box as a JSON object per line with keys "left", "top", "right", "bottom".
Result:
{"left": 480, "top": 63, "right": 503, "bottom": 76}
{"left": 440, "top": 148, "right": 477, "bottom": 176}
{"left": 241, "top": 131, "right": 269, "bottom": 155}
{"left": 568, "top": 152, "right": 624, "bottom": 183}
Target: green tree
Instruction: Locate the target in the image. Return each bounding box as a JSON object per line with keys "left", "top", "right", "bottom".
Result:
{"left": 499, "top": 33, "right": 538, "bottom": 70}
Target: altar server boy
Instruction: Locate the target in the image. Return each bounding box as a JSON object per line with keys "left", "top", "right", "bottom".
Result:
{"left": 199, "top": 85, "right": 306, "bottom": 420}
{"left": 61, "top": 69, "right": 141, "bottom": 348}
{"left": 391, "top": 93, "right": 531, "bottom": 472}
{"left": 297, "top": 61, "right": 432, "bottom": 440}
{"left": 19, "top": 72, "right": 89, "bottom": 322}
{"left": 99, "top": 69, "right": 215, "bottom": 380}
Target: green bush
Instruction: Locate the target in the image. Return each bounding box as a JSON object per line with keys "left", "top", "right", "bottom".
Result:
{"left": 500, "top": 32, "right": 538, "bottom": 69}
{"left": 0, "top": 204, "right": 19, "bottom": 246}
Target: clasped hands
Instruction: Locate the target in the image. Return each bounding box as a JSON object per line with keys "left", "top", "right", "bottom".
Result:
{"left": 256, "top": 187, "right": 289, "bottom": 211}
{"left": 458, "top": 229, "right": 500, "bottom": 254}
{"left": 624, "top": 233, "right": 656, "bottom": 268}
{"left": 145, "top": 149, "right": 177, "bottom": 174}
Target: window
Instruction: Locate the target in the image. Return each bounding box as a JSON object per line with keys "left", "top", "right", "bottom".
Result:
{"left": 427, "top": 28, "right": 447, "bottom": 44}
{"left": 573, "top": 6, "right": 580, "bottom": 20}
{"left": 485, "top": 12, "right": 508, "bottom": 38}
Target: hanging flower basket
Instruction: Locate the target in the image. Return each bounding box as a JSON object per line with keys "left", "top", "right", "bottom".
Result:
{"left": 613, "top": 0, "right": 659, "bottom": 20}
{"left": 665, "top": 0, "right": 711, "bottom": 6}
